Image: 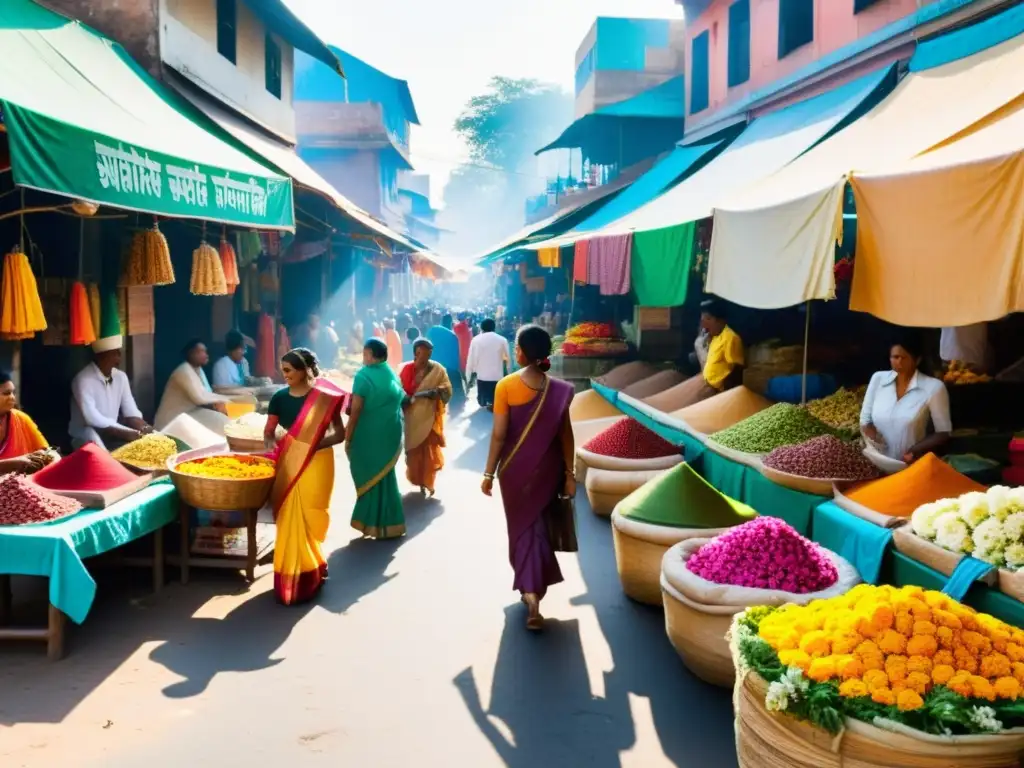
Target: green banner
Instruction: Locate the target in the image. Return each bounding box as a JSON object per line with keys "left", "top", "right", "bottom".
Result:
{"left": 4, "top": 102, "right": 294, "bottom": 229}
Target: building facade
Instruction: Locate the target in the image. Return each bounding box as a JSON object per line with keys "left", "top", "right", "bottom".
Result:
{"left": 679, "top": 0, "right": 1015, "bottom": 141}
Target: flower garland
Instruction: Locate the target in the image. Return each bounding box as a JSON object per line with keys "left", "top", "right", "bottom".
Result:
{"left": 730, "top": 585, "right": 1024, "bottom": 736}
{"left": 911, "top": 485, "right": 1024, "bottom": 569}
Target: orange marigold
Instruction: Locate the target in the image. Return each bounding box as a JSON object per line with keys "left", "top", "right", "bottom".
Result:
{"left": 871, "top": 605, "right": 895, "bottom": 632}
{"left": 894, "top": 611, "right": 915, "bottom": 638}
{"left": 798, "top": 630, "right": 831, "bottom": 657}
{"left": 831, "top": 634, "right": 862, "bottom": 655}
{"left": 907, "top": 655, "right": 933, "bottom": 676}
{"left": 1006, "top": 644, "right": 1024, "bottom": 663}
{"left": 932, "top": 664, "right": 956, "bottom": 686}
{"left": 885, "top": 655, "right": 909, "bottom": 683}
{"left": 933, "top": 650, "right": 955, "bottom": 667}
{"left": 1012, "top": 662, "right": 1024, "bottom": 685}
{"left": 970, "top": 676, "right": 997, "bottom": 702}
{"left": 838, "top": 679, "right": 869, "bottom": 699}
{"left": 878, "top": 629, "right": 907, "bottom": 655}
{"left": 836, "top": 655, "right": 864, "bottom": 681}
{"left": 962, "top": 630, "right": 992, "bottom": 655}
{"left": 980, "top": 653, "right": 1012, "bottom": 680}
{"left": 954, "top": 651, "right": 980, "bottom": 675}
{"left": 863, "top": 669, "right": 890, "bottom": 691}
{"left": 897, "top": 689, "right": 924, "bottom": 711}
{"left": 907, "top": 635, "right": 938, "bottom": 658}
{"left": 776, "top": 630, "right": 801, "bottom": 651}
{"left": 913, "top": 620, "right": 937, "bottom": 637}
{"left": 931, "top": 608, "right": 962, "bottom": 630}
{"left": 778, "top": 649, "right": 812, "bottom": 671}
{"left": 948, "top": 673, "right": 974, "bottom": 698}
{"left": 936, "top": 626, "right": 956, "bottom": 650}
{"left": 807, "top": 657, "right": 837, "bottom": 683}
{"left": 905, "top": 671, "right": 931, "bottom": 696}
{"left": 995, "top": 677, "right": 1022, "bottom": 700}
{"left": 861, "top": 652, "right": 885, "bottom": 672}
{"left": 871, "top": 687, "right": 896, "bottom": 706}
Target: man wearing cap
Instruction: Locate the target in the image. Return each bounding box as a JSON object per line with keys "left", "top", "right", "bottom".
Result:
{"left": 69, "top": 334, "right": 152, "bottom": 451}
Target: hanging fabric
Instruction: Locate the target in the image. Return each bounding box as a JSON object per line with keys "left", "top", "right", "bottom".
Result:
{"left": 537, "top": 247, "right": 560, "bottom": 269}
{"left": 69, "top": 282, "right": 96, "bottom": 345}
{"left": 573, "top": 240, "right": 590, "bottom": 283}
{"left": 587, "top": 234, "right": 633, "bottom": 296}
{"left": 219, "top": 236, "right": 240, "bottom": 295}
{"left": 0, "top": 247, "right": 47, "bottom": 340}
{"left": 631, "top": 222, "right": 696, "bottom": 307}
{"left": 255, "top": 313, "right": 276, "bottom": 378}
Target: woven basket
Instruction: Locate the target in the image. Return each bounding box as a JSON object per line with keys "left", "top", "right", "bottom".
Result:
{"left": 585, "top": 467, "right": 666, "bottom": 518}
{"left": 168, "top": 453, "right": 274, "bottom": 512}
{"left": 736, "top": 671, "right": 1024, "bottom": 768}
{"left": 661, "top": 577, "right": 739, "bottom": 686}
{"left": 226, "top": 435, "right": 266, "bottom": 453}
{"left": 760, "top": 465, "right": 864, "bottom": 496}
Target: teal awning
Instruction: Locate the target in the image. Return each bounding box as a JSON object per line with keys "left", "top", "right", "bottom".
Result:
{"left": 0, "top": 0, "right": 294, "bottom": 229}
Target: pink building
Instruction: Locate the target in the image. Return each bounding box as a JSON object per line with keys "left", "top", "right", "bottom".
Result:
{"left": 679, "top": 0, "right": 1016, "bottom": 141}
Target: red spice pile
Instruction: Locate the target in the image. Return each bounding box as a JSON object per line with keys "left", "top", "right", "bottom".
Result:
{"left": 584, "top": 419, "right": 679, "bottom": 459}
{"left": 32, "top": 443, "right": 139, "bottom": 492}
{"left": 0, "top": 474, "right": 82, "bottom": 525}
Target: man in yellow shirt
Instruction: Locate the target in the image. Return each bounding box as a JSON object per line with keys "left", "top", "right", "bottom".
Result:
{"left": 700, "top": 300, "right": 744, "bottom": 390}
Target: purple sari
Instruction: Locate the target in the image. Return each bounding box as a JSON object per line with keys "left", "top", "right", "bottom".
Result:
{"left": 497, "top": 376, "right": 574, "bottom": 599}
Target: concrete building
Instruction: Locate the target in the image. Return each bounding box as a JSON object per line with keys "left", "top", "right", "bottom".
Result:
{"left": 397, "top": 173, "right": 446, "bottom": 249}
{"left": 678, "top": 0, "right": 1017, "bottom": 142}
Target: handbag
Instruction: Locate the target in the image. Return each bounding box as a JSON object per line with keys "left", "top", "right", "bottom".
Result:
{"left": 544, "top": 494, "right": 579, "bottom": 553}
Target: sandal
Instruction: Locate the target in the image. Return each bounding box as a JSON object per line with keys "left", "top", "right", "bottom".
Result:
{"left": 521, "top": 593, "right": 544, "bottom": 631}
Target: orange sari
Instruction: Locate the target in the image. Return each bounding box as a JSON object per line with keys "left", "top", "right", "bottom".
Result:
{"left": 0, "top": 410, "right": 48, "bottom": 459}
{"left": 399, "top": 362, "right": 451, "bottom": 493}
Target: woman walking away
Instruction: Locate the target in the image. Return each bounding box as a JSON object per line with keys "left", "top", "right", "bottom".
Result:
{"left": 400, "top": 339, "right": 452, "bottom": 497}
{"left": 348, "top": 339, "right": 406, "bottom": 539}
{"left": 481, "top": 325, "right": 576, "bottom": 631}
{"left": 265, "top": 348, "right": 347, "bottom": 606}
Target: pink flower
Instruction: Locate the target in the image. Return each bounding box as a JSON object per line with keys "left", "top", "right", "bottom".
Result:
{"left": 685, "top": 518, "right": 838, "bottom": 593}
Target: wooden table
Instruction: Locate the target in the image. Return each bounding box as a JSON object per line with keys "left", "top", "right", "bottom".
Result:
{"left": 169, "top": 504, "right": 262, "bottom": 584}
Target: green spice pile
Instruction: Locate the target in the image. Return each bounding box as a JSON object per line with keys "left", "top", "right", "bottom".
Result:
{"left": 804, "top": 386, "right": 866, "bottom": 439}
{"left": 711, "top": 403, "right": 835, "bottom": 454}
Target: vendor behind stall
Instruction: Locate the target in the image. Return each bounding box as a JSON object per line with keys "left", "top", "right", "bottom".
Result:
{"left": 154, "top": 339, "right": 233, "bottom": 432}
{"left": 701, "top": 300, "right": 745, "bottom": 392}
{"left": 0, "top": 371, "right": 53, "bottom": 474}
{"left": 860, "top": 336, "right": 951, "bottom": 464}
{"left": 69, "top": 334, "right": 152, "bottom": 451}
{"left": 211, "top": 330, "right": 253, "bottom": 393}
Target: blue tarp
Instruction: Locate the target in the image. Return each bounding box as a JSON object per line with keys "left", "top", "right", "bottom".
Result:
{"left": 910, "top": 2, "right": 1024, "bottom": 72}
{"left": 565, "top": 139, "right": 724, "bottom": 234}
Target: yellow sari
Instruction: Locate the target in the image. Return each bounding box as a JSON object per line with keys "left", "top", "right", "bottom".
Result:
{"left": 271, "top": 380, "right": 346, "bottom": 605}
{"left": 400, "top": 361, "right": 451, "bottom": 493}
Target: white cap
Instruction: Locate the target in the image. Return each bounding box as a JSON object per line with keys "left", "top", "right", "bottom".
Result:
{"left": 91, "top": 335, "right": 123, "bottom": 354}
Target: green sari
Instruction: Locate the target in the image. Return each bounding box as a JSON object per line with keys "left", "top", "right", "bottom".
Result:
{"left": 349, "top": 361, "right": 406, "bottom": 539}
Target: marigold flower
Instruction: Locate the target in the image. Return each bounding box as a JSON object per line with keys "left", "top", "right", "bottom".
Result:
{"left": 885, "top": 655, "right": 909, "bottom": 683}
{"left": 936, "top": 626, "right": 956, "bottom": 650}
{"left": 807, "top": 657, "right": 837, "bottom": 683}
{"left": 905, "top": 672, "right": 931, "bottom": 696}
{"left": 924, "top": 591, "right": 951, "bottom": 610}
{"left": 963, "top": 630, "right": 992, "bottom": 655}
{"left": 1006, "top": 643, "right": 1024, "bottom": 663}
{"left": 798, "top": 630, "right": 831, "bottom": 657}
{"left": 913, "top": 620, "right": 937, "bottom": 637}
{"left": 907, "top": 655, "right": 932, "bottom": 676}
{"left": 948, "top": 673, "right": 974, "bottom": 698}
{"left": 970, "top": 676, "right": 997, "bottom": 702}
{"left": 863, "top": 669, "right": 890, "bottom": 691}
{"left": 981, "top": 653, "right": 1012, "bottom": 679}
{"left": 831, "top": 634, "right": 862, "bottom": 655}
{"left": 778, "top": 650, "right": 811, "bottom": 671}
{"left": 836, "top": 655, "right": 864, "bottom": 680}
{"left": 897, "top": 689, "right": 924, "bottom": 711}
{"left": 907, "top": 635, "right": 938, "bottom": 658}
{"left": 856, "top": 616, "right": 882, "bottom": 639}
{"left": 838, "top": 679, "right": 869, "bottom": 699}
{"left": 871, "top": 605, "right": 895, "bottom": 632}
{"left": 906, "top": 599, "right": 931, "bottom": 621}
{"left": 878, "top": 629, "right": 907, "bottom": 655}
{"left": 995, "top": 677, "right": 1022, "bottom": 700}
{"left": 855, "top": 640, "right": 880, "bottom": 658}
{"left": 931, "top": 608, "right": 962, "bottom": 630}
{"left": 777, "top": 630, "right": 801, "bottom": 651}
{"left": 894, "top": 610, "right": 915, "bottom": 637}
{"left": 861, "top": 652, "right": 885, "bottom": 672}
{"left": 933, "top": 650, "right": 955, "bottom": 667}
{"left": 932, "top": 664, "right": 956, "bottom": 686}
{"left": 954, "top": 652, "right": 980, "bottom": 674}
{"left": 1012, "top": 662, "right": 1024, "bottom": 684}
{"left": 871, "top": 687, "right": 896, "bottom": 706}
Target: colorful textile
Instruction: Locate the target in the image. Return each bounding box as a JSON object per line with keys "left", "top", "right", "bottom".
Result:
{"left": 0, "top": 481, "right": 177, "bottom": 623}
{"left": 587, "top": 234, "right": 632, "bottom": 295}
{"left": 497, "top": 376, "right": 574, "bottom": 598}
{"left": 426, "top": 324, "right": 460, "bottom": 374}
{"left": 384, "top": 327, "right": 404, "bottom": 372}
{"left": 631, "top": 222, "right": 694, "bottom": 307}
{"left": 811, "top": 501, "right": 892, "bottom": 585}
{"left": 453, "top": 320, "right": 472, "bottom": 372}
{"left": 573, "top": 240, "right": 589, "bottom": 283}
{"left": 537, "top": 247, "right": 560, "bottom": 269}
{"left": 400, "top": 361, "right": 451, "bottom": 493}
{"left": 0, "top": 409, "right": 47, "bottom": 459}
{"left": 270, "top": 379, "right": 347, "bottom": 605}
{"left": 255, "top": 313, "right": 277, "bottom": 378}
{"left": 349, "top": 362, "right": 405, "bottom": 539}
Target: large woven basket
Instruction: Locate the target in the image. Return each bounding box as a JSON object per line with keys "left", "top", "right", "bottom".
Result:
{"left": 661, "top": 577, "right": 740, "bottom": 686}
{"left": 167, "top": 453, "right": 274, "bottom": 512}
{"left": 226, "top": 434, "right": 266, "bottom": 453}
{"left": 736, "top": 671, "right": 1024, "bottom": 768}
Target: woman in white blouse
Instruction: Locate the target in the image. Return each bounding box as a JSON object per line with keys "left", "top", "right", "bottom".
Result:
{"left": 860, "top": 337, "right": 952, "bottom": 463}
{"left": 154, "top": 339, "right": 233, "bottom": 432}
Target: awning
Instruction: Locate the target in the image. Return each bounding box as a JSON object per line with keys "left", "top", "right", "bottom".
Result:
{"left": 707, "top": 10, "right": 1024, "bottom": 310}
{"left": 535, "top": 76, "right": 684, "bottom": 166}
{"left": 174, "top": 81, "right": 441, "bottom": 267}
{"left": 0, "top": 0, "right": 294, "bottom": 229}
{"left": 540, "top": 63, "right": 894, "bottom": 249}
{"left": 246, "top": 1, "right": 342, "bottom": 74}
{"left": 849, "top": 98, "right": 1024, "bottom": 327}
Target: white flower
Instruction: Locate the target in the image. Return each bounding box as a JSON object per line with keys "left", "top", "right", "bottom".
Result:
{"left": 968, "top": 706, "right": 1003, "bottom": 733}
{"left": 765, "top": 667, "right": 807, "bottom": 712}
{"left": 1004, "top": 511, "right": 1024, "bottom": 543}
{"left": 973, "top": 517, "right": 1007, "bottom": 561}
{"left": 1008, "top": 486, "right": 1024, "bottom": 512}
{"left": 912, "top": 502, "right": 947, "bottom": 539}
{"left": 957, "top": 492, "right": 991, "bottom": 529}
{"left": 987, "top": 486, "right": 1014, "bottom": 521}
{"left": 765, "top": 680, "right": 791, "bottom": 711}
{"left": 784, "top": 666, "right": 809, "bottom": 693}
{"left": 1005, "top": 542, "right": 1024, "bottom": 570}
{"left": 935, "top": 512, "right": 974, "bottom": 554}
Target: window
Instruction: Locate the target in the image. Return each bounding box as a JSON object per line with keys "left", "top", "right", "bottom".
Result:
{"left": 216, "top": 0, "right": 236, "bottom": 64}
{"left": 690, "top": 30, "right": 710, "bottom": 114}
{"left": 728, "top": 0, "right": 751, "bottom": 87}
{"left": 778, "top": 0, "right": 813, "bottom": 59}
{"left": 265, "top": 34, "right": 282, "bottom": 99}
{"left": 854, "top": 0, "right": 882, "bottom": 12}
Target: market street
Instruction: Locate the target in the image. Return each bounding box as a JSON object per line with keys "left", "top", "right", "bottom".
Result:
{"left": 0, "top": 400, "right": 737, "bottom": 768}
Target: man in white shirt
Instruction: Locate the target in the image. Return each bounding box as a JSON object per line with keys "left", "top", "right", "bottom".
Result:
{"left": 466, "top": 318, "right": 510, "bottom": 410}
{"left": 69, "top": 334, "right": 152, "bottom": 450}
{"left": 211, "top": 330, "right": 253, "bottom": 393}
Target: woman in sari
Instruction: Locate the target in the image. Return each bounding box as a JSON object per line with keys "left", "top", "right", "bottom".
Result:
{"left": 264, "top": 348, "right": 347, "bottom": 605}
{"left": 383, "top": 318, "right": 404, "bottom": 373}
{"left": 481, "top": 325, "right": 576, "bottom": 631}
{"left": 0, "top": 371, "right": 53, "bottom": 475}
{"left": 348, "top": 339, "right": 406, "bottom": 539}
{"left": 400, "top": 339, "right": 452, "bottom": 497}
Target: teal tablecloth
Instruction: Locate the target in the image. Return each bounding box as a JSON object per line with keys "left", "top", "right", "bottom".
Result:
{"left": 812, "top": 502, "right": 892, "bottom": 584}
{"left": 0, "top": 481, "right": 178, "bottom": 624}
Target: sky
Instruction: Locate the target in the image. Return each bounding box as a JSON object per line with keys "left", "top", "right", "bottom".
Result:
{"left": 285, "top": 0, "right": 682, "bottom": 207}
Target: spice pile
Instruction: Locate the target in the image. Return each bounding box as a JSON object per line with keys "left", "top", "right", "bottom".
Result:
{"left": 764, "top": 435, "right": 879, "bottom": 481}
{"left": 711, "top": 403, "right": 834, "bottom": 454}
{"left": 561, "top": 321, "right": 627, "bottom": 357}
{"left": 944, "top": 361, "right": 992, "bottom": 385}
{"left": 33, "top": 444, "right": 139, "bottom": 491}
{"left": 687, "top": 518, "right": 838, "bottom": 593}
{"left": 804, "top": 386, "right": 865, "bottom": 439}
{"left": 0, "top": 474, "right": 82, "bottom": 525}
{"left": 112, "top": 434, "right": 179, "bottom": 470}
{"left": 733, "top": 584, "right": 1024, "bottom": 734}
{"left": 674, "top": 386, "right": 772, "bottom": 436}
{"left": 583, "top": 419, "right": 678, "bottom": 459}
{"left": 175, "top": 454, "right": 275, "bottom": 479}
{"left": 911, "top": 485, "right": 1024, "bottom": 569}
{"left": 843, "top": 453, "right": 984, "bottom": 518}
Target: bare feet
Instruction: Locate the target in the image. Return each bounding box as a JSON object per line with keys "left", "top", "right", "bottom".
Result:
{"left": 522, "top": 593, "right": 544, "bottom": 631}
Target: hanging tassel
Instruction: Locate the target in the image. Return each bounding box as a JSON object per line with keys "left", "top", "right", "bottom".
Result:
{"left": 219, "top": 235, "right": 240, "bottom": 295}
{"left": 189, "top": 228, "right": 228, "bottom": 296}
{"left": 0, "top": 246, "right": 47, "bottom": 340}
{"left": 87, "top": 283, "right": 101, "bottom": 336}
{"left": 69, "top": 281, "right": 96, "bottom": 346}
